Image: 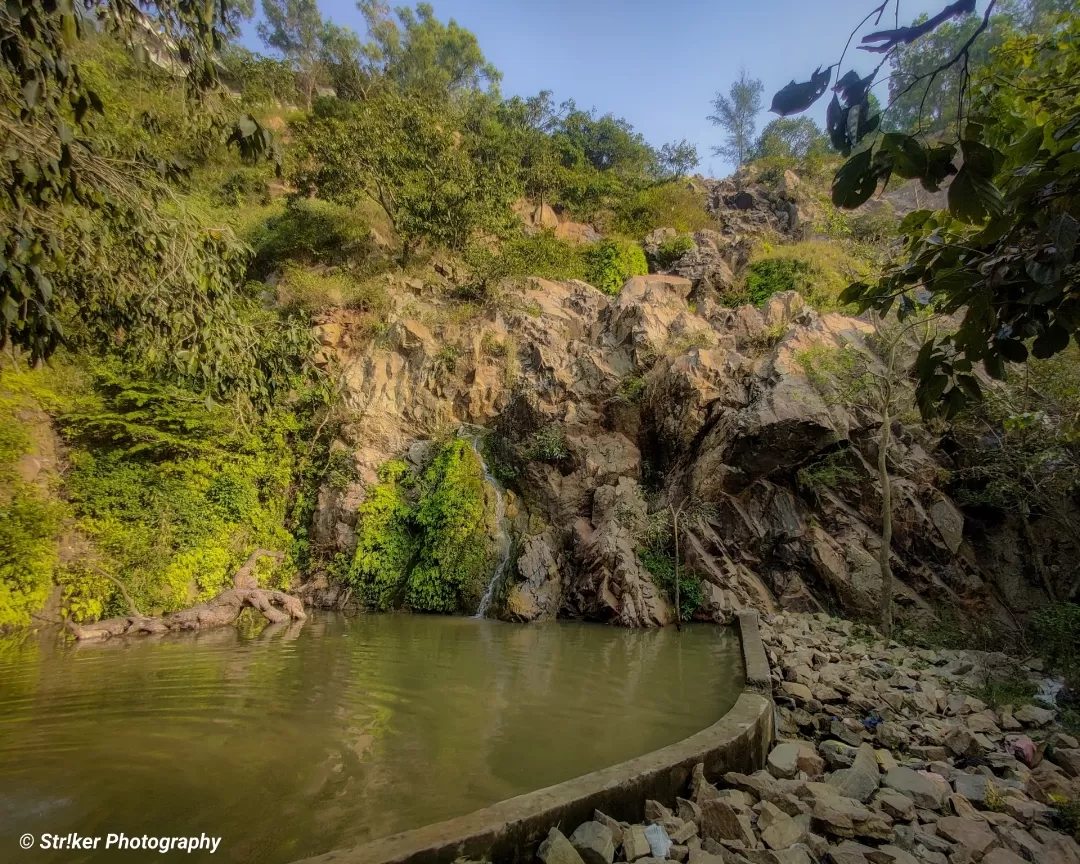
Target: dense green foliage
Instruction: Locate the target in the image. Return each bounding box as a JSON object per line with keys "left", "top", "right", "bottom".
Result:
{"left": 0, "top": 490, "right": 63, "bottom": 629}
{"left": 58, "top": 363, "right": 312, "bottom": 617}
{"left": 775, "top": 4, "right": 1080, "bottom": 419}
{"left": 654, "top": 235, "right": 696, "bottom": 271}
{"left": 741, "top": 241, "right": 871, "bottom": 311}
{"left": 347, "top": 460, "right": 416, "bottom": 609}
{"left": 250, "top": 198, "right": 375, "bottom": 275}
{"left": 637, "top": 548, "right": 703, "bottom": 622}
{"left": 1032, "top": 602, "right": 1080, "bottom": 672}
{"left": 582, "top": 240, "right": 649, "bottom": 296}
{"left": 611, "top": 182, "right": 716, "bottom": 237}
{"left": 291, "top": 91, "right": 516, "bottom": 260}
{"left": 745, "top": 259, "right": 812, "bottom": 307}
{"left": 0, "top": 1, "right": 281, "bottom": 400}
{"left": 0, "top": 351, "right": 333, "bottom": 629}
{"left": 344, "top": 440, "right": 492, "bottom": 613}
{"left": 407, "top": 440, "right": 489, "bottom": 612}
{"left": 866, "top": 16, "right": 1079, "bottom": 417}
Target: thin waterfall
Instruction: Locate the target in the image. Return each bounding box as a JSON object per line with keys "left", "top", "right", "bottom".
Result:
{"left": 470, "top": 436, "right": 512, "bottom": 618}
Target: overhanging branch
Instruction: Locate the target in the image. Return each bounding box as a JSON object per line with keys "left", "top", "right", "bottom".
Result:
{"left": 859, "top": 0, "right": 978, "bottom": 53}
{"left": 884, "top": 0, "right": 997, "bottom": 125}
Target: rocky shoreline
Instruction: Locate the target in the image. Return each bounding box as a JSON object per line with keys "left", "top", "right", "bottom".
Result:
{"left": 510, "top": 612, "right": 1080, "bottom": 864}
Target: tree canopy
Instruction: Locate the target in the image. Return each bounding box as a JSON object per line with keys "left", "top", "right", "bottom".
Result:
{"left": 708, "top": 70, "right": 765, "bottom": 168}
{"left": 754, "top": 117, "right": 830, "bottom": 163}
{"left": 356, "top": 0, "right": 501, "bottom": 97}
{"left": 885, "top": 0, "right": 1074, "bottom": 133}
{"left": 0, "top": 0, "right": 289, "bottom": 404}
{"left": 770, "top": 0, "right": 1080, "bottom": 418}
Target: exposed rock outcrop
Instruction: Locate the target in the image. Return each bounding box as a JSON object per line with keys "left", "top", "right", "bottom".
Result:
{"left": 307, "top": 241, "right": 1024, "bottom": 631}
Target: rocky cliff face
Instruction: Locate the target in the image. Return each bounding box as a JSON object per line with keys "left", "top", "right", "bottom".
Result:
{"left": 306, "top": 177, "right": 1026, "bottom": 633}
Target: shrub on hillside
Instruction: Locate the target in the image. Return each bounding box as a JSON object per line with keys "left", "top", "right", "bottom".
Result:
{"left": 461, "top": 231, "right": 587, "bottom": 300}
{"left": 654, "top": 234, "right": 695, "bottom": 270}
{"left": 612, "top": 181, "right": 715, "bottom": 236}
{"left": 502, "top": 231, "right": 587, "bottom": 281}
{"left": 848, "top": 206, "right": 898, "bottom": 243}
{"left": 740, "top": 241, "right": 870, "bottom": 310}
{"left": 1032, "top": 602, "right": 1080, "bottom": 673}
{"left": 583, "top": 239, "right": 647, "bottom": 295}
{"left": 745, "top": 258, "right": 813, "bottom": 306}
{"left": 217, "top": 168, "right": 272, "bottom": 207}
{"left": 275, "top": 267, "right": 390, "bottom": 317}
{"left": 251, "top": 199, "right": 373, "bottom": 276}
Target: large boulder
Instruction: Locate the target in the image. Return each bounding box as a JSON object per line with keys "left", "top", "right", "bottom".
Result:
{"left": 504, "top": 532, "right": 564, "bottom": 622}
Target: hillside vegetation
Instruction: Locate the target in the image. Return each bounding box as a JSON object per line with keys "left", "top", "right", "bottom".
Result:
{"left": 0, "top": 0, "right": 1078, "bottom": 669}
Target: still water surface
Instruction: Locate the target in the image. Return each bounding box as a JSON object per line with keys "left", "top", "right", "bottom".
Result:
{"left": 0, "top": 613, "right": 743, "bottom": 863}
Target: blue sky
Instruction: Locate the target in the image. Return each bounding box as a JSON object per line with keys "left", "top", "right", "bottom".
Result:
{"left": 241, "top": 0, "right": 971, "bottom": 175}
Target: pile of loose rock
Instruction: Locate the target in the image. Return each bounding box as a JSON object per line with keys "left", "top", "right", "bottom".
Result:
{"left": 522, "top": 612, "right": 1080, "bottom": 864}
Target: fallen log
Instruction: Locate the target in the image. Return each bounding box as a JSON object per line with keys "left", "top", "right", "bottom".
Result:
{"left": 67, "top": 550, "right": 305, "bottom": 641}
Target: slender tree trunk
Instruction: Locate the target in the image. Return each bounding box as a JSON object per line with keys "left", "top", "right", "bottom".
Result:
{"left": 1020, "top": 502, "right": 1057, "bottom": 603}
{"left": 879, "top": 409, "right": 894, "bottom": 640}
{"left": 673, "top": 508, "right": 682, "bottom": 632}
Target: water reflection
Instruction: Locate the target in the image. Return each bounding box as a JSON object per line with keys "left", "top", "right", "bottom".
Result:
{"left": 0, "top": 613, "right": 743, "bottom": 864}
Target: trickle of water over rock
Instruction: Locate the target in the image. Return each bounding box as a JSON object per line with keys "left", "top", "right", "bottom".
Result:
{"left": 470, "top": 435, "right": 513, "bottom": 617}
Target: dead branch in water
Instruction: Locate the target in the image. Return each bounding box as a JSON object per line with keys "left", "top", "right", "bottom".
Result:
{"left": 67, "top": 550, "right": 304, "bottom": 641}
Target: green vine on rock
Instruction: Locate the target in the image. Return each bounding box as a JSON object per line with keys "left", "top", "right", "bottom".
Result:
{"left": 343, "top": 440, "right": 493, "bottom": 614}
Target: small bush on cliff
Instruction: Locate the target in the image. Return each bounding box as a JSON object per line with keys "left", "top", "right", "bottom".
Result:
{"left": 502, "top": 231, "right": 587, "bottom": 281}
{"left": 583, "top": 239, "right": 648, "bottom": 295}
{"left": 612, "top": 182, "right": 714, "bottom": 236}
{"left": 250, "top": 199, "right": 373, "bottom": 277}
{"left": 654, "top": 235, "right": 695, "bottom": 270}
{"left": 637, "top": 548, "right": 703, "bottom": 622}
{"left": 462, "top": 230, "right": 586, "bottom": 299}
{"left": 275, "top": 267, "right": 392, "bottom": 318}
{"left": 524, "top": 425, "right": 570, "bottom": 463}
{"left": 798, "top": 451, "right": 860, "bottom": 490}
{"left": 745, "top": 258, "right": 813, "bottom": 306}
{"left": 744, "top": 241, "right": 870, "bottom": 310}
{"left": 1032, "top": 603, "right": 1080, "bottom": 673}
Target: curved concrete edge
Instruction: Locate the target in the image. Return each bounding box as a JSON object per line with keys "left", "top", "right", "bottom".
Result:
{"left": 293, "top": 692, "right": 774, "bottom": 864}
{"left": 737, "top": 610, "right": 772, "bottom": 695}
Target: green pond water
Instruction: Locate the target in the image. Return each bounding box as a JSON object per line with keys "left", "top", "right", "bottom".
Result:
{"left": 0, "top": 613, "right": 744, "bottom": 863}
